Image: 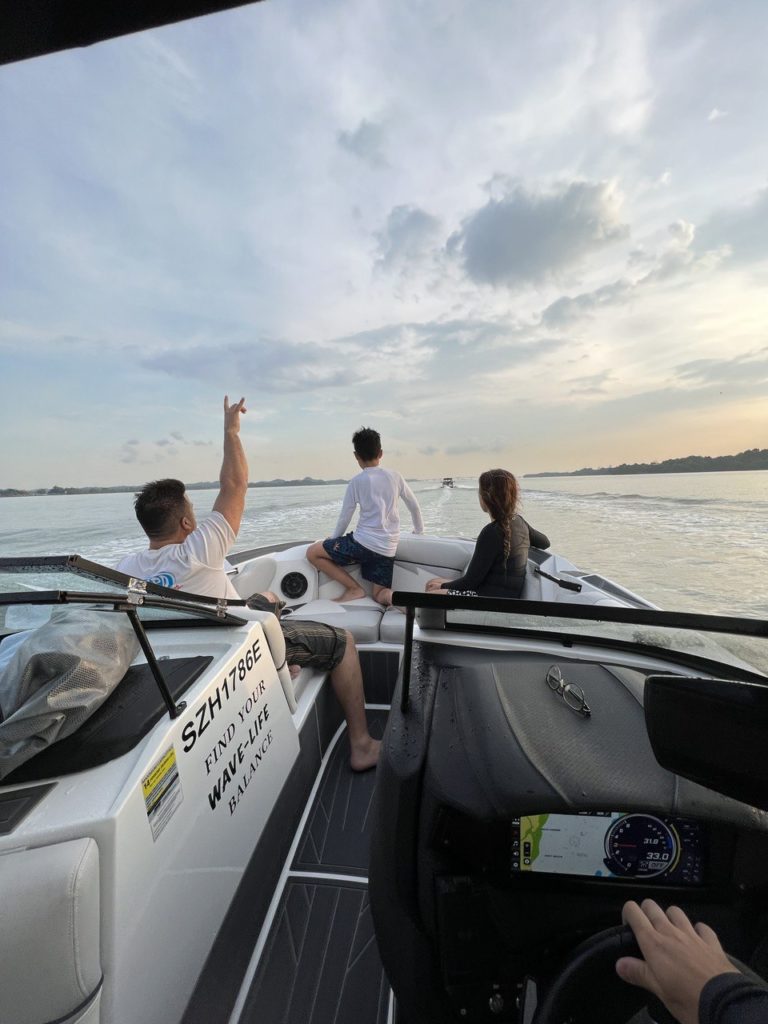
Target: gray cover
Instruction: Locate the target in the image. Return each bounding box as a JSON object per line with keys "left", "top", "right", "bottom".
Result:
{"left": 0, "top": 609, "right": 140, "bottom": 779}
{"left": 424, "top": 648, "right": 768, "bottom": 833}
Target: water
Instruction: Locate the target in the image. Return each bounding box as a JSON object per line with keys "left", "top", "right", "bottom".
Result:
{"left": 0, "top": 472, "right": 766, "bottom": 618}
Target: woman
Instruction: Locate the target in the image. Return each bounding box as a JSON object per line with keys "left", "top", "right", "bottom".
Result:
{"left": 425, "top": 469, "right": 550, "bottom": 598}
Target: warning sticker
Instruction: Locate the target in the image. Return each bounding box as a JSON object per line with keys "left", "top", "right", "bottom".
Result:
{"left": 142, "top": 746, "right": 183, "bottom": 841}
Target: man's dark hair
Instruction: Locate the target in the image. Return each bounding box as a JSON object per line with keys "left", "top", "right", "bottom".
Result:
{"left": 352, "top": 427, "right": 382, "bottom": 462}
{"left": 134, "top": 478, "right": 188, "bottom": 539}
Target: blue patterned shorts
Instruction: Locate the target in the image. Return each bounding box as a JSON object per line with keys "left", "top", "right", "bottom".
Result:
{"left": 322, "top": 533, "right": 395, "bottom": 587}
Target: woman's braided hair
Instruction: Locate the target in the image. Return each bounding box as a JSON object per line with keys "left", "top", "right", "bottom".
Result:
{"left": 478, "top": 469, "right": 519, "bottom": 564}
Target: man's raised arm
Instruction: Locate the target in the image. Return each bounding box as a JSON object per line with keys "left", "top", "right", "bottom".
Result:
{"left": 213, "top": 396, "right": 248, "bottom": 535}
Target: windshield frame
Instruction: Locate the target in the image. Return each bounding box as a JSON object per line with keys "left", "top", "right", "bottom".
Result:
{"left": 392, "top": 591, "right": 768, "bottom": 712}
{"left": 0, "top": 554, "right": 249, "bottom": 626}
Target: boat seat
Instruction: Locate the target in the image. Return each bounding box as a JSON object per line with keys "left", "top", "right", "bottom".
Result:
{"left": 394, "top": 533, "right": 473, "bottom": 570}
{"left": 287, "top": 598, "right": 383, "bottom": 645}
{"left": 380, "top": 608, "right": 408, "bottom": 644}
{"left": 0, "top": 838, "right": 102, "bottom": 1024}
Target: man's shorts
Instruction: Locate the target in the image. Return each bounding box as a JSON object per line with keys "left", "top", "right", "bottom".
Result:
{"left": 246, "top": 593, "right": 347, "bottom": 671}
{"left": 281, "top": 618, "right": 347, "bottom": 671}
{"left": 322, "top": 533, "right": 395, "bottom": 588}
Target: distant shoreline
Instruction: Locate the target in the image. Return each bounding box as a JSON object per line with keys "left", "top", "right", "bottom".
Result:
{"left": 0, "top": 477, "right": 348, "bottom": 498}
{"left": 524, "top": 448, "right": 768, "bottom": 478}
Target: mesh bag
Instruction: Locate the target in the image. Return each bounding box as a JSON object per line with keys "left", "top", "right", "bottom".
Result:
{"left": 0, "top": 608, "right": 140, "bottom": 779}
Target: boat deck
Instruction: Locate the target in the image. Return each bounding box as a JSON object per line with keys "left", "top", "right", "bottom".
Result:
{"left": 238, "top": 710, "right": 390, "bottom": 1023}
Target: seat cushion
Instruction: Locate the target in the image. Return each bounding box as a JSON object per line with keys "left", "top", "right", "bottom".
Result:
{"left": 0, "top": 838, "right": 101, "bottom": 1024}
{"left": 380, "top": 608, "right": 408, "bottom": 644}
{"left": 288, "top": 599, "right": 383, "bottom": 644}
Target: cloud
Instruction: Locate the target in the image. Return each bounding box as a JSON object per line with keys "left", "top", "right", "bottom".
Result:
{"left": 418, "top": 445, "right": 439, "bottom": 456}
{"left": 447, "top": 180, "right": 629, "bottom": 288}
{"left": 668, "top": 220, "right": 695, "bottom": 247}
{"left": 694, "top": 187, "right": 768, "bottom": 264}
{"left": 542, "top": 281, "right": 632, "bottom": 328}
{"left": 707, "top": 107, "right": 728, "bottom": 121}
{"left": 337, "top": 119, "right": 389, "bottom": 168}
{"left": 673, "top": 346, "right": 768, "bottom": 387}
{"left": 539, "top": 221, "right": 729, "bottom": 329}
{"left": 144, "top": 328, "right": 437, "bottom": 393}
{"left": 167, "top": 430, "right": 212, "bottom": 447}
{"left": 445, "top": 438, "right": 507, "bottom": 456}
{"left": 375, "top": 205, "right": 442, "bottom": 272}
{"left": 155, "top": 438, "right": 173, "bottom": 447}
{"left": 568, "top": 370, "right": 615, "bottom": 396}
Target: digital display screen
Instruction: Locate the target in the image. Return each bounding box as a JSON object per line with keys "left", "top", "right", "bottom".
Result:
{"left": 510, "top": 812, "right": 705, "bottom": 885}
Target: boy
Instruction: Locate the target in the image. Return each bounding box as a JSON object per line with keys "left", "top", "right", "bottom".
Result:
{"left": 307, "top": 427, "right": 424, "bottom": 606}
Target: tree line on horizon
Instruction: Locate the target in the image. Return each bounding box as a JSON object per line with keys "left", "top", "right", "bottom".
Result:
{"left": 0, "top": 477, "right": 348, "bottom": 498}
{"left": 525, "top": 447, "right": 768, "bottom": 478}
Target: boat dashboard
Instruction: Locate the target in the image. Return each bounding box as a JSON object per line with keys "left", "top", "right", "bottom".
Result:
{"left": 437, "top": 810, "right": 713, "bottom": 887}
{"left": 370, "top": 592, "right": 768, "bottom": 1024}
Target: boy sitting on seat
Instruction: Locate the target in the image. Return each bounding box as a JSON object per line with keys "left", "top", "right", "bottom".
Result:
{"left": 307, "top": 428, "right": 424, "bottom": 606}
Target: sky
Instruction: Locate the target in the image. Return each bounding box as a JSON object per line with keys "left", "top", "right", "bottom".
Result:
{"left": 1, "top": 0, "right": 767, "bottom": 488}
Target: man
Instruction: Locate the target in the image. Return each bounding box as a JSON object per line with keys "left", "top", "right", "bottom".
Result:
{"left": 117, "top": 396, "right": 380, "bottom": 771}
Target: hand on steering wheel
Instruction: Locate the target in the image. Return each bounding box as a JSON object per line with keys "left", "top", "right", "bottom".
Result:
{"left": 616, "top": 900, "right": 738, "bottom": 1024}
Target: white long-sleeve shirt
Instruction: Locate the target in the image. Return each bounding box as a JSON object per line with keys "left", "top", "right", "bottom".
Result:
{"left": 333, "top": 467, "right": 424, "bottom": 556}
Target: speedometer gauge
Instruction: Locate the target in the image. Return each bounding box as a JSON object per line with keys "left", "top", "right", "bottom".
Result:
{"left": 604, "top": 814, "right": 680, "bottom": 878}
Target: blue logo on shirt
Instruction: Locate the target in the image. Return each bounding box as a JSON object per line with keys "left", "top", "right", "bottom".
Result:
{"left": 150, "top": 572, "right": 176, "bottom": 589}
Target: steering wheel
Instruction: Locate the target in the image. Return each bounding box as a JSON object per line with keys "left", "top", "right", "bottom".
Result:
{"left": 532, "top": 925, "right": 669, "bottom": 1024}
{"left": 533, "top": 924, "right": 767, "bottom": 1024}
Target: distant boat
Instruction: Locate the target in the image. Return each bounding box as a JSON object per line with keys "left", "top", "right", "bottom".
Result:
{"left": 441, "top": 477, "right": 454, "bottom": 488}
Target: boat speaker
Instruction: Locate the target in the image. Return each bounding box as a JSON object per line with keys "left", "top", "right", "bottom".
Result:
{"left": 280, "top": 572, "right": 308, "bottom": 600}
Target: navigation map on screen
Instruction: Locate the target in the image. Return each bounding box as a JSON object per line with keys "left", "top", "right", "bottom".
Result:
{"left": 510, "top": 812, "right": 704, "bottom": 884}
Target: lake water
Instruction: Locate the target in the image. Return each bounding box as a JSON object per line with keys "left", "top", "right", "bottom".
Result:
{"left": 0, "top": 471, "right": 766, "bottom": 618}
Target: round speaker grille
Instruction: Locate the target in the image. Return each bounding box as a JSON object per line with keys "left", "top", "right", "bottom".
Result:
{"left": 281, "top": 571, "right": 308, "bottom": 600}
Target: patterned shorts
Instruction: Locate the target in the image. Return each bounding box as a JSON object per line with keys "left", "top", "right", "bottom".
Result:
{"left": 247, "top": 594, "right": 347, "bottom": 671}
{"left": 280, "top": 618, "right": 347, "bottom": 670}
{"left": 322, "top": 533, "right": 395, "bottom": 587}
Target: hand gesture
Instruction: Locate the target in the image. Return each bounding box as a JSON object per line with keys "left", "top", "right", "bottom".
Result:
{"left": 616, "top": 899, "right": 738, "bottom": 1024}
{"left": 224, "top": 396, "right": 247, "bottom": 434}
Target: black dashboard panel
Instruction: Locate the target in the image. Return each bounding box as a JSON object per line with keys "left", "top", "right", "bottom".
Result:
{"left": 510, "top": 811, "right": 706, "bottom": 886}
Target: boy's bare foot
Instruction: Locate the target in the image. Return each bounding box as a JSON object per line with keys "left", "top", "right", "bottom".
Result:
{"left": 334, "top": 586, "right": 365, "bottom": 602}
{"left": 349, "top": 736, "right": 381, "bottom": 772}
{"left": 288, "top": 664, "right": 301, "bottom": 679}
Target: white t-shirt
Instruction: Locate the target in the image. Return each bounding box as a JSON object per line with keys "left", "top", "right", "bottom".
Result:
{"left": 333, "top": 467, "right": 424, "bottom": 557}
{"left": 116, "top": 511, "right": 240, "bottom": 600}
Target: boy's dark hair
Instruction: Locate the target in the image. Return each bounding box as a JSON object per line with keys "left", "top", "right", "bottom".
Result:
{"left": 352, "top": 427, "right": 382, "bottom": 462}
{"left": 134, "top": 478, "right": 188, "bottom": 539}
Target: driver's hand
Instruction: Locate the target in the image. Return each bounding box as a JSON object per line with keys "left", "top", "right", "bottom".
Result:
{"left": 616, "top": 899, "right": 738, "bottom": 1024}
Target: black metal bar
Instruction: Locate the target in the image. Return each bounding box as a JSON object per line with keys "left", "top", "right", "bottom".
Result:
{"left": 534, "top": 566, "right": 582, "bottom": 592}
{"left": 0, "top": 589, "right": 247, "bottom": 626}
{"left": 126, "top": 609, "right": 186, "bottom": 719}
{"left": 400, "top": 605, "right": 415, "bottom": 713}
{"left": 390, "top": 591, "right": 768, "bottom": 638}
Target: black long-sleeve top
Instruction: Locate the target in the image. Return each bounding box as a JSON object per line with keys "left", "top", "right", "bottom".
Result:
{"left": 700, "top": 973, "right": 768, "bottom": 1024}
{"left": 447, "top": 517, "right": 550, "bottom": 598}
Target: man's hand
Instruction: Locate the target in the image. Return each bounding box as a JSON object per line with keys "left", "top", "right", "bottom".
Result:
{"left": 214, "top": 396, "right": 249, "bottom": 534}
{"left": 224, "top": 395, "right": 247, "bottom": 433}
{"left": 616, "top": 899, "right": 738, "bottom": 1024}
